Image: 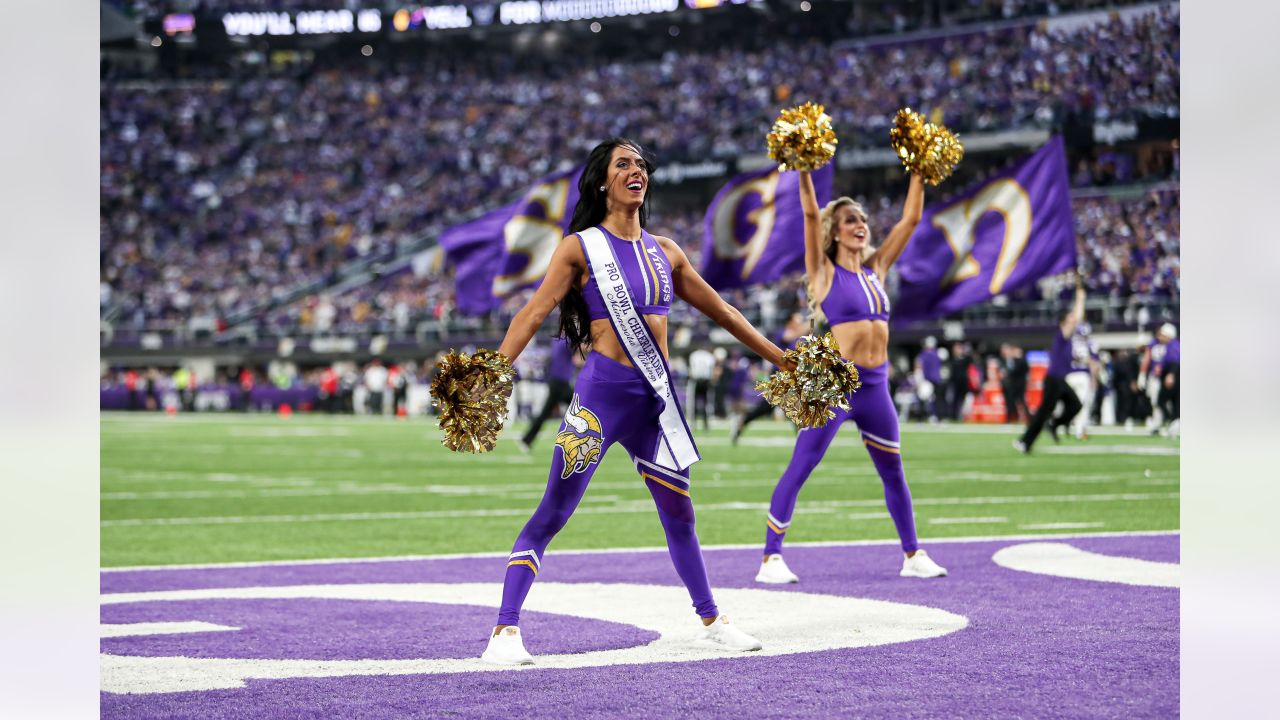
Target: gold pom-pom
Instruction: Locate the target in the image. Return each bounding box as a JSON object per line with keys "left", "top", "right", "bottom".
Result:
{"left": 429, "top": 348, "right": 515, "bottom": 453}
{"left": 889, "top": 107, "right": 964, "bottom": 186}
{"left": 766, "top": 102, "right": 839, "bottom": 172}
{"left": 755, "top": 333, "right": 862, "bottom": 429}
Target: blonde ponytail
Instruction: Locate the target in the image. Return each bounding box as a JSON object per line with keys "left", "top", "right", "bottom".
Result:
{"left": 805, "top": 273, "right": 827, "bottom": 328}
{"left": 808, "top": 196, "right": 873, "bottom": 326}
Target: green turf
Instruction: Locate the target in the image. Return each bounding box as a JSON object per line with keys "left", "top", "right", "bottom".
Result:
{"left": 100, "top": 412, "right": 1179, "bottom": 567}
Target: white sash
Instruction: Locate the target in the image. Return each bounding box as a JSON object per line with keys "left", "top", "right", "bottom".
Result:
{"left": 577, "top": 227, "right": 700, "bottom": 472}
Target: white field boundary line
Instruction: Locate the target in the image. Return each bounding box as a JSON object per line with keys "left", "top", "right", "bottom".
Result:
{"left": 101, "top": 492, "right": 1179, "bottom": 528}
{"left": 101, "top": 529, "right": 1180, "bottom": 573}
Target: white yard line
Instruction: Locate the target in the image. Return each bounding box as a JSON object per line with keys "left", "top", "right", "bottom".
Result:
{"left": 1019, "top": 522, "right": 1107, "bottom": 530}
{"left": 101, "top": 491, "right": 1178, "bottom": 528}
{"left": 926, "top": 517, "right": 1009, "bottom": 525}
{"left": 101, "top": 469, "right": 1178, "bottom": 502}
{"left": 101, "top": 529, "right": 1180, "bottom": 573}
{"left": 1040, "top": 445, "right": 1179, "bottom": 456}
{"left": 100, "top": 412, "right": 1180, "bottom": 439}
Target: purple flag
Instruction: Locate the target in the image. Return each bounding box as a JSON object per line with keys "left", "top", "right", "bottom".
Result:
{"left": 700, "top": 164, "right": 834, "bottom": 289}
{"left": 894, "top": 137, "right": 1077, "bottom": 322}
{"left": 439, "top": 166, "right": 583, "bottom": 315}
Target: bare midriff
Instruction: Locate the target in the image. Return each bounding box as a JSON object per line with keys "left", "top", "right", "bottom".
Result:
{"left": 831, "top": 318, "right": 890, "bottom": 368}
{"left": 589, "top": 315, "right": 669, "bottom": 366}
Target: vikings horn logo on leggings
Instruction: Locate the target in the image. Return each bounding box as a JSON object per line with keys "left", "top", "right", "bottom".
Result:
{"left": 554, "top": 394, "right": 604, "bottom": 479}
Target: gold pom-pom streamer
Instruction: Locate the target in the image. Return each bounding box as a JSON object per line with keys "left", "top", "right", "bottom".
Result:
{"left": 429, "top": 348, "right": 515, "bottom": 453}
{"left": 766, "top": 102, "right": 839, "bottom": 172}
{"left": 755, "top": 333, "right": 862, "bottom": 429}
{"left": 889, "top": 107, "right": 964, "bottom": 186}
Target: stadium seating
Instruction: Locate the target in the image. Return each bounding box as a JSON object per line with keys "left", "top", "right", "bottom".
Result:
{"left": 100, "top": 2, "right": 1179, "bottom": 341}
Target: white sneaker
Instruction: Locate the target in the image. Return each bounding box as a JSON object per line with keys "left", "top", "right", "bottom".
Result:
{"left": 696, "top": 615, "right": 763, "bottom": 652}
{"left": 900, "top": 549, "right": 948, "bottom": 578}
{"left": 754, "top": 553, "right": 799, "bottom": 584}
{"left": 480, "top": 626, "right": 534, "bottom": 666}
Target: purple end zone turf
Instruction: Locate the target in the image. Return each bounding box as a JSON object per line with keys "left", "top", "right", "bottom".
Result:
{"left": 101, "top": 534, "right": 1178, "bottom": 719}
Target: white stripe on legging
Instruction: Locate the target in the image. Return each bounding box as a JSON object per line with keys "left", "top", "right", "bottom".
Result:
{"left": 861, "top": 430, "right": 900, "bottom": 448}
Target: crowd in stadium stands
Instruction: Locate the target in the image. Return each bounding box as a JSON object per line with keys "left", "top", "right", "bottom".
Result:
{"left": 248, "top": 184, "right": 1177, "bottom": 339}
{"left": 101, "top": 3, "right": 1178, "bottom": 335}
{"left": 1064, "top": 189, "right": 1179, "bottom": 301}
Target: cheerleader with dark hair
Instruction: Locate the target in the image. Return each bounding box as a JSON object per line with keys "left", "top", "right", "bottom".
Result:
{"left": 480, "top": 138, "right": 793, "bottom": 665}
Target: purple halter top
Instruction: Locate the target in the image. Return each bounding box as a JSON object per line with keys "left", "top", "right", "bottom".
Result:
{"left": 579, "top": 226, "right": 673, "bottom": 320}
{"left": 820, "top": 263, "right": 891, "bottom": 324}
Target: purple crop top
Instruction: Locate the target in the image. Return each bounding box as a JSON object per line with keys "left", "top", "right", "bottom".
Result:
{"left": 820, "top": 263, "right": 890, "bottom": 325}
{"left": 579, "top": 226, "right": 673, "bottom": 320}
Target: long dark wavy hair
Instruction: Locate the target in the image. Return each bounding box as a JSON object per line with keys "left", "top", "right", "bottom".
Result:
{"left": 557, "top": 137, "right": 657, "bottom": 354}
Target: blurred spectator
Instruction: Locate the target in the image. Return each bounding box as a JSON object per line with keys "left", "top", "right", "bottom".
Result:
{"left": 1109, "top": 347, "right": 1139, "bottom": 427}
{"left": 363, "top": 358, "right": 387, "bottom": 415}
{"left": 917, "top": 336, "right": 945, "bottom": 422}
{"left": 688, "top": 347, "right": 716, "bottom": 431}
{"left": 1000, "top": 342, "right": 1029, "bottom": 423}
{"left": 101, "top": 4, "right": 1179, "bottom": 335}
{"left": 945, "top": 342, "right": 974, "bottom": 421}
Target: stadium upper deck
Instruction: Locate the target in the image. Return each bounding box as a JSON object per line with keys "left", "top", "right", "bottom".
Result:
{"left": 100, "top": 1, "right": 1178, "bottom": 348}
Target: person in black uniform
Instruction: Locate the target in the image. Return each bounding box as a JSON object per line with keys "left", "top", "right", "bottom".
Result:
{"left": 1000, "top": 343, "right": 1029, "bottom": 423}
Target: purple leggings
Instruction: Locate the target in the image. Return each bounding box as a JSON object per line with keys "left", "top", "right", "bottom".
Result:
{"left": 498, "top": 352, "right": 717, "bottom": 626}
{"left": 764, "top": 363, "right": 919, "bottom": 555}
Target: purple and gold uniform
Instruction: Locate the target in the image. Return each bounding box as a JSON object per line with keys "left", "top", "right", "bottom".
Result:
{"left": 919, "top": 349, "right": 943, "bottom": 385}
{"left": 821, "top": 263, "right": 891, "bottom": 324}
{"left": 581, "top": 227, "right": 673, "bottom": 319}
{"left": 764, "top": 262, "right": 919, "bottom": 556}
{"left": 498, "top": 226, "right": 717, "bottom": 626}
{"left": 1069, "top": 330, "right": 1099, "bottom": 375}
{"left": 1149, "top": 335, "right": 1179, "bottom": 428}
{"left": 1147, "top": 337, "right": 1179, "bottom": 379}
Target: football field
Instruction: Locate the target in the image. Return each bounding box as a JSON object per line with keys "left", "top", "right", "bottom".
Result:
{"left": 100, "top": 412, "right": 1179, "bottom": 718}
{"left": 101, "top": 412, "right": 1178, "bottom": 567}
